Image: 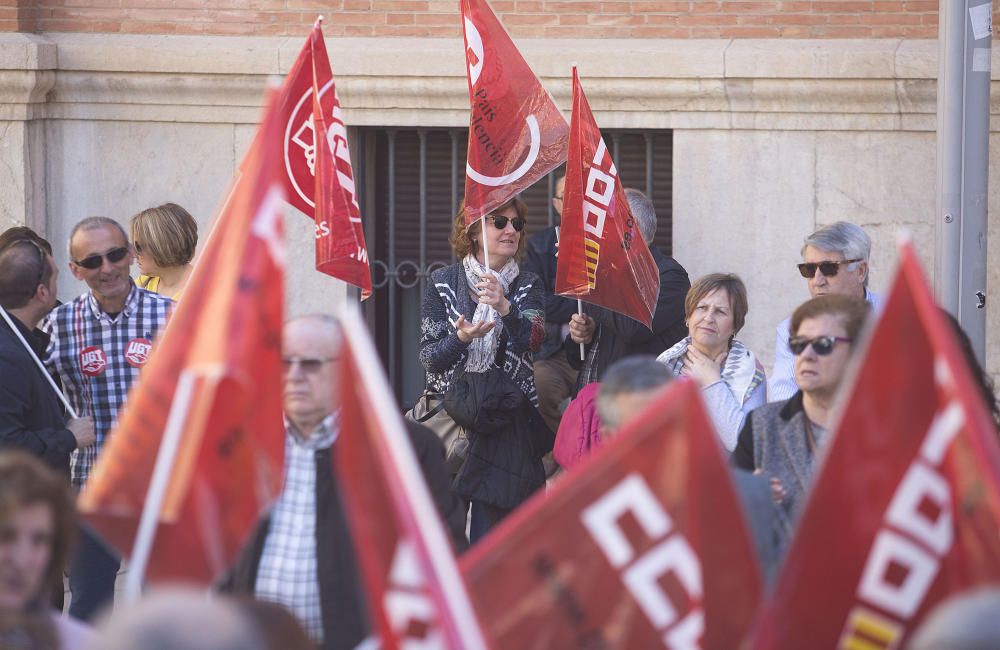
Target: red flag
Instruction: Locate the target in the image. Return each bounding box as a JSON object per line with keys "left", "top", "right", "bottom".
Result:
{"left": 555, "top": 67, "right": 659, "bottom": 329}
{"left": 308, "top": 24, "right": 372, "bottom": 299}
{"left": 272, "top": 19, "right": 372, "bottom": 296}
{"left": 460, "top": 379, "right": 762, "bottom": 649}
{"left": 460, "top": 0, "right": 568, "bottom": 223}
{"left": 77, "top": 91, "right": 287, "bottom": 584}
{"left": 335, "top": 308, "right": 488, "bottom": 649}
{"left": 750, "top": 243, "right": 1000, "bottom": 649}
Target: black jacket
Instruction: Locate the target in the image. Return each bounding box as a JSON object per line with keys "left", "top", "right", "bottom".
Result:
{"left": 521, "top": 226, "right": 578, "bottom": 360}
{"left": 0, "top": 315, "right": 75, "bottom": 478}
{"left": 567, "top": 245, "right": 690, "bottom": 387}
{"left": 221, "top": 420, "right": 467, "bottom": 650}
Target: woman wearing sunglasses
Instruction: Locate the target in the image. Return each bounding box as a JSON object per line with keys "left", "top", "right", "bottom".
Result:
{"left": 732, "top": 294, "right": 869, "bottom": 520}
{"left": 129, "top": 203, "right": 198, "bottom": 300}
{"left": 417, "top": 196, "right": 548, "bottom": 543}
{"left": 656, "top": 273, "right": 765, "bottom": 452}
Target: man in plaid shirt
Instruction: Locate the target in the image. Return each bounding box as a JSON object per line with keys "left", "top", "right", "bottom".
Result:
{"left": 222, "top": 315, "right": 467, "bottom": 649}
{"left": 42, "top": 216, "right": 172, "bottom": 621}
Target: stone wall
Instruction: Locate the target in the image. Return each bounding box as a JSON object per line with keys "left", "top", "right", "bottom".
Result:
{"left": 7, "top": 1, "right": 998, "bottom": 39}
{"left": 0, "top": 32, "right": 997, "bottom": 391}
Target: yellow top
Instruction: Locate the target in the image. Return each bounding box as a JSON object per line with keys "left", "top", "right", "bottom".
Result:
{"left": 136, "top": 274, "right": 183, "bottom": 300}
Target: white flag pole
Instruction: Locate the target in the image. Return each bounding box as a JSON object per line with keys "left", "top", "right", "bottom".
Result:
{"left": 0, "top": 306, "right": 78, "bottom": 418}
{"left": 554, "top": 226, "right": 585, "bottom": 361}
{"left": 122, "top": 369, "right": 206, "bottom": 602}
{"left": 480, "top": 215, "right": 494, "bottom": 319}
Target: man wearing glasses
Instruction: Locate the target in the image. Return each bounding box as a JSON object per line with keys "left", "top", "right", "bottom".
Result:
{"left": 223, "top": 315, "right": 466, "bottom": 649}
{"left": 768, "top": 221, "right": 881, "bottom": 402}
{"left": 41, "top": 216, "right": 173, "bottom": 621}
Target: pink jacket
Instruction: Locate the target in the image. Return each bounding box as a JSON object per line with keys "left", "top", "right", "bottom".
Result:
{"left": 553, "top": 383, "right": 603, "bottom": 471}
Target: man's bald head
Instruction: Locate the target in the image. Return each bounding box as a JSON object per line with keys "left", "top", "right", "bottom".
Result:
{"left": 282, "top": 315, "right": 342, "bottom": 436}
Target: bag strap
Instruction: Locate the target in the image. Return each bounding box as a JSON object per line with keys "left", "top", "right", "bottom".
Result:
{"left": 414, "top": 391, "right": 446, "bottom": 423}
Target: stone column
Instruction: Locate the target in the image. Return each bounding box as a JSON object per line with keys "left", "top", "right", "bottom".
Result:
{"left": 0, "top": 33, "right": 54, "bottom": 236}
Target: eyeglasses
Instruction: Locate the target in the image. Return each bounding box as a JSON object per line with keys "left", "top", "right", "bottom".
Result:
{"left": 788, "top": 335, "right": 853, "bottom": 356}
{"left": 797, "top": 259, "right": 862, "bottom": 279}
{"left": 73, "top": 246, "right": 129, "bottom": 270}
{"left": 488, "top": 215, "right": 526, "bottom": 232}
{"left": 282, "top": 356, "right": 336, "bottom": 373}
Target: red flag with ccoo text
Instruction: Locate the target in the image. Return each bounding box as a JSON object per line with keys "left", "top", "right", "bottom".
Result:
{"left": 460, "top": 379, "right": 763, "bottom": 649}
{"left": 335, "top": 308, "right": 488, "bottom": 649}
{"left": 274, "top": 18, "right": 371, "bottom": 297}
{"left": 750, "top": 242, "right": 1000, "bottom": 649}
{"left": 78, "top": 90, "right": 287, "bottom": 583}
{"left": 460, "top": 0, "right": 568, "bottom": 223}
{"left": 555, "top": 67, "right": 659, "bottom": 329}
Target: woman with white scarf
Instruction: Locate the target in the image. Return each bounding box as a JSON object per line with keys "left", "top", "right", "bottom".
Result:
{"left": 418, "top": 197, "right": 546, "bottom": 542}
{"left": 656, "top": 273, "right": 766, "bottom": 451}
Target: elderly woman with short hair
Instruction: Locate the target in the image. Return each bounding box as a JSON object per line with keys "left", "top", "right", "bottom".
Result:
{"left": 734, "top": 294, "right": 870, "bottom": 518}
{"left": 656, "top": 273, "right": 766, "bottom": 451}
{"left": 418, "top": 197, "right": 547, "bottom": 542}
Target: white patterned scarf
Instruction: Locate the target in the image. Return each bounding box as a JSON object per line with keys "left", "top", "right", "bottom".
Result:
{"left": 656, "top": 336, "right": 764, "bottom": 405}
{"left": 461, "top": 254, "right": 519, "bottom": 372}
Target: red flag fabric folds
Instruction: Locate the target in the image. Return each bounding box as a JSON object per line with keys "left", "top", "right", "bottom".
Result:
{"left": 335, "top": 308, "right": 487, "bottom": 649}
{"left": 275, "top": 19, "right": 372, "bottom": 297}
{"left": 751, "top": 243, "right": 1000, "bottom": 649}
{"left": 460, "top": 0, "right": 568, "bottom": 223}
{"left": 308, "top": 25, "right": 372, "bottom": 299}
{"left": 555, "top": 67, "right": 659, "bottom": 329}
{"left": 78, "top": 92, "right": 287, "bottom": 583}
{"left": 460, "top": 379, "right": 762, "bottom": 649}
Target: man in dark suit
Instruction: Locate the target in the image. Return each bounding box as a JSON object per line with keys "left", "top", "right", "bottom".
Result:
{"left": 0, "top": 236, "right": 95, "bottom": 477}
{"left": 222, "top": 315, "right": 466, "bottom": 650}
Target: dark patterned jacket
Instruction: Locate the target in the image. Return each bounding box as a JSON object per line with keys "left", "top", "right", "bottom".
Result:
{"left": 419, "top": 262, "right": 545, "bottom": 406}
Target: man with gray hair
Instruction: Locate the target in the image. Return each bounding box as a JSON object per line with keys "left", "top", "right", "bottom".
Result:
{"left": 768, "top": 221, "right": 881, "bottom": 402}
{"left": 567, "top": 189, "right": 690, "bottom": 390}
{"left": 42, "top": 216, "right": 173, "bottom": 620}
{"left": 594, "top": 355, "right": 784, "bottom": 583}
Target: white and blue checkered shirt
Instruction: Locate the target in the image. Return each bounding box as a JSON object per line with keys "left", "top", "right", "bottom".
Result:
{"left": 255, "top": 414, "right": 339, "bottom": 644}
{"left": 41, "top": 284, "right": 172, "bottom": 489}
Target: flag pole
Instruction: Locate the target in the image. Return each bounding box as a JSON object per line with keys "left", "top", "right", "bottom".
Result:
{"left": 0, "top": 306, "right": 78, "bottom": 418}
{"left": 122, "top": 369, "right": 202, "bottom": 602}
{"left": 480, "top": 214, "right": 494, "bottom": 318}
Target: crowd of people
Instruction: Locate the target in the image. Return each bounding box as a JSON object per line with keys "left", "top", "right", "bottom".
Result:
{"left": 0, "top": 175, "right": 997, "bottom": 649}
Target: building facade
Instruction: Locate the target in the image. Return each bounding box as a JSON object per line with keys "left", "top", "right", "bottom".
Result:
{"left": 1, "top": 1, "right": 998, "bottom": 401}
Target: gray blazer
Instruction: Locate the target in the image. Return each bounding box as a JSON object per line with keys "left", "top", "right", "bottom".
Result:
{"left": 732, "top": 392, "right": 827, "bottom": 522}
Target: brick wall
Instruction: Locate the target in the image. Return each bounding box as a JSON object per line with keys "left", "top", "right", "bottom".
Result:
{"left": 2, "top": 0, "right": 997, "bottom": 39}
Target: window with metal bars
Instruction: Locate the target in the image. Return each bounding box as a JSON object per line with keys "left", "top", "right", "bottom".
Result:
{"left": 354, "top": 127, "right": 673, "bottom": 404}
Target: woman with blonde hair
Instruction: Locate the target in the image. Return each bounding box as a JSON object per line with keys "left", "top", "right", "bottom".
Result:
{"left": 130, "top": 203, "right": 198, "bottom": 299}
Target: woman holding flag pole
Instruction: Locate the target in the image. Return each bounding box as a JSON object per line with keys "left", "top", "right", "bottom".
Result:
{"left": 418, "top": 197, "right": 550, "bottom": 543}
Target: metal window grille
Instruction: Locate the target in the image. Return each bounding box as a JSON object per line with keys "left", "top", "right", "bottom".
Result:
{"left": 353, "top": 127, "right": 673, "bottom": 405}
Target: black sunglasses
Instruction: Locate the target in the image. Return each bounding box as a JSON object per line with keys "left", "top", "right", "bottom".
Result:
{"left": 797, "top": 259, "right": 862, "bottom": 279}
{"left": 73, "top": 246, "right": 130, "bottom": 270}
{"left": 282, "top": 356, "right": 336, "bottom": 373}
{"left": 488, "top": 215, "right": 526, "bottom": 232}
{"left": 788, "top": 335, "right": 853, "bottom": 356}
{"left": 0, "top": 238, "right": 47, "bottom": 294}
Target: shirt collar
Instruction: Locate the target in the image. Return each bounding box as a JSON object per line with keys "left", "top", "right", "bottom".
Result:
{"left": 86, "top": 282, "right": 139, "bottom": 322}
{"left": 284, "top": 411, "right": 339, "bottom": 450}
